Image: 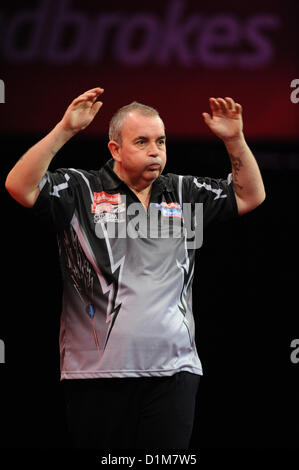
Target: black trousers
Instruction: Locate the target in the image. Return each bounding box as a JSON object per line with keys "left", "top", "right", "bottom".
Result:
{"left": 62, "top": 371, "right": 200, "bottom": 450}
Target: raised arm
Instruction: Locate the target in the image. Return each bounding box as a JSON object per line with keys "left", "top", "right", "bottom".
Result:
{"left": 5, "top": 87, "right": 104, "bottom": 208}
{"left": 202, "top": 97, "right": 266, "bottom": 215}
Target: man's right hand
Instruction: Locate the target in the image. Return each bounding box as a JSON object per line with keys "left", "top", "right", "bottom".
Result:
{"left": 6, "top": 87, "right": 104, "bottom": 207}
{"left": 59, "top": 87, "right": 104, "bottom": 134}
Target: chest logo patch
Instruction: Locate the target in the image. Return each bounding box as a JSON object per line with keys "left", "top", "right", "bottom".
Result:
{"left": 92, "top": 192, "right": 125, "bottom": 223}
{"left": 155, "top": 201, "right": 183, "bottom": 218}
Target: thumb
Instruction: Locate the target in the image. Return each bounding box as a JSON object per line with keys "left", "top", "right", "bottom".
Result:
{"left": 91, "top": 101, "right": 103, "bottom": 118}
{"left": 202, "top": 112, "right": 213, "bottom": 127}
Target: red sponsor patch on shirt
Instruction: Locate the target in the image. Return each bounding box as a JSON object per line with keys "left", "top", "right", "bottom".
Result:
{"left": 91, "top": 192, "right": 122, "bottom": 214}
{"left": 93, "top": 191, "right": 121, "bottom": 204}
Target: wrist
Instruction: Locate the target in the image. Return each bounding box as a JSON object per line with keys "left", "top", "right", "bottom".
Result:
{"left": 223, "top": 133, "right": 248, "bottom": 155}
{"left": 222, "top": 132, "right": 245, "bottom": 145}
{"left": 55, "top": 121, "right": 78, "bottom": 141}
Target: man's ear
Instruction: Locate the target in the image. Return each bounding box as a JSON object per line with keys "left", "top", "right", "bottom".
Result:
{"left": 108, "top": 140, "right": 121, "bottom": 162}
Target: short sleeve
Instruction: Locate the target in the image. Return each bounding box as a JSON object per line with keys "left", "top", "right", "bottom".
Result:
{"left": 182, "top": 173, "right": 238, "bottom": 228}
{"left": 32, "top": 168, "right": 79, "bottom": 231}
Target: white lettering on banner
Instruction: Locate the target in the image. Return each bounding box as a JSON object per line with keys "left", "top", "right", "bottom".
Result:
{"left": 0, "top": 79, "right": 4, "bottom": 103}
{"left": 0, "top": 339, "right": 5, "bottom": 364}
{"left": 290, "top": 79, "right": 299, "bottom": 104}
{"left": 1, "top": 0, "right": 280, "bottom": 68}
{"left": 290, "top": 339, "right": 299, "bottom": 364}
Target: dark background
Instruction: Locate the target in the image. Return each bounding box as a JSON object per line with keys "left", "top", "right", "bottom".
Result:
{"left": 1, "top": 0, "right": 298, "bottom": 453}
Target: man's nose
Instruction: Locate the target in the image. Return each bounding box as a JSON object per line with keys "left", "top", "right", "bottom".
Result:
{"left": 147, "top": 142, "right": 159, "bottom": 156}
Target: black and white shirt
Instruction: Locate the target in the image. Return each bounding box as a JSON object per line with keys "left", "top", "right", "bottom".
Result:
{"left": 33, "top": 158, "right": 238, "bottom": 380}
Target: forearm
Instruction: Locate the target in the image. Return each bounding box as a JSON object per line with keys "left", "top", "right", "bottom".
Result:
{"left": 224, "top": 133, "right": 266, "bottom": 208}
{"left": 5, "top": 122, "right": 75, "bottom": 207}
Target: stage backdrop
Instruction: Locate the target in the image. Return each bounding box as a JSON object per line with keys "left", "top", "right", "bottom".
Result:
{"left": 1, "top": 0, "right": 299, "bottom": 139}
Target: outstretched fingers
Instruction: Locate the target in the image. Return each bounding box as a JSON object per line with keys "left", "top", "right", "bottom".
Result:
{"left": 224, "top": 97, "right": 242, "bottom": 115}
{"left": 90, "top": 100, "right": 103, "bottom": 117}
{"left": 209, "top": 97, "right": 229, "bottom": 115}
{"left": 72, "top": 87, "right": 104, "bottom": 106}
{"left": 209, "top": 97, "right": 242, "bottom": 116}
{"left": 209, "top": 97, "right": 220, "bottom": 113}
{"left": 224, "top": 97, "right": 235, "bottom": 111}
{"left": 235, "top": 103, "right": 242, "bottom": 114}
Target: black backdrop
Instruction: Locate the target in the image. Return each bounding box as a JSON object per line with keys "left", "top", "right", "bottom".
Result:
{"left": 1, "top": 0, "right": 299, "bottom": 464}
{"left": 1, "top": 134, "right": 298, "bottom": 452}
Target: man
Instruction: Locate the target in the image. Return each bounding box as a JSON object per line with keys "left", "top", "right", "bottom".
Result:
{"left": 5, "top": 87, "right": 265, "bottom": 449}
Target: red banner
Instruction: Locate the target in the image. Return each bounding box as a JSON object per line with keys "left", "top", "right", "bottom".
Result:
{"left": 1, "top": 0, "right": 298, "bottom": 139}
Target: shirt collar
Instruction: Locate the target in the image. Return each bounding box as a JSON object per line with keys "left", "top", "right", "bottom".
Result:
{"left": 99, "top": 158, "right": 124, "bottom": 190}
{"left": 99, "top": 158, "right": 173, "bottom": 193}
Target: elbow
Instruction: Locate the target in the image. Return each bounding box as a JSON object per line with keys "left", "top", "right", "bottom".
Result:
{"left": 254, "top": 189, "right": 266, "bottom": 209}
{"left": 5, "top": 178, "right": 22, "bottom": 205}
{"left": 5, "top": 174, "right": 15, "bottom": 199}
{"left": 248, "top": 191, "right": 266, "bottom": 212}
{"left": 236, "top": 189, "right": 266, "bottom": 215}
{"left": 5, "top": 176, "right": 38, "bottom": 208}
{"left": 257, "top": 187, "right": 266, "bottom": 207}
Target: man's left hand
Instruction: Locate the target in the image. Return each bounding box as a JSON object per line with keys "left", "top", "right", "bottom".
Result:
{"left": 202, "top": 97, "right": 244, "bottom": 142}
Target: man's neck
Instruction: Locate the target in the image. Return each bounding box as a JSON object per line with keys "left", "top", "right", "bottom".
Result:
{"left": 112, "top": 162, "right": 153, "bottom": 210}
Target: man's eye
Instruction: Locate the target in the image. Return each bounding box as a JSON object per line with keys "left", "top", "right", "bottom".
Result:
{"left": 158, "top": 140, "right": 165, "bottom": 146}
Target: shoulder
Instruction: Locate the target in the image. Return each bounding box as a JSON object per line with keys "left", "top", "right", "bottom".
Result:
{"left": 159, "top": 172, "right": 203, "bottom": 192}
{"left": 47, "top": 168, "right": 100, "bottom": 186}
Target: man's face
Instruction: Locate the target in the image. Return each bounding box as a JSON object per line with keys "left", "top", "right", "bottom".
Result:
{"left": 114, "top": 110, "right": 167, "bottom": 186}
